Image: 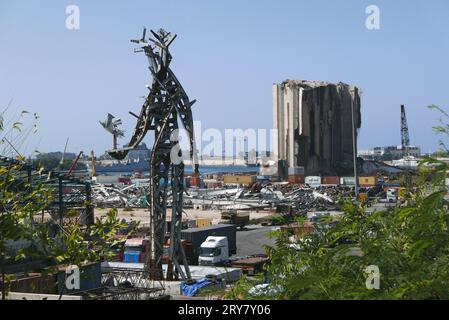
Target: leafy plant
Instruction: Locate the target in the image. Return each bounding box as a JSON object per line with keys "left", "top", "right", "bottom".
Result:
{"left": 237, "top": 106, "right": 449, "bottom": 300}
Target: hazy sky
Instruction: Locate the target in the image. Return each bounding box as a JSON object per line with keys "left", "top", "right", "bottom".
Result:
{"left": 1, "top": 0, "right": 448, "bottom": 157}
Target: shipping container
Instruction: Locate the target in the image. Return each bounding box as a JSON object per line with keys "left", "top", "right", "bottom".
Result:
{"left": 340, "top": 177, "right": 356, "bottom": 186}
{"left": 359, "top": 176, "right": 377, "bottom": 187}
{"left": 131, "top": 178, "right": 150, "bottom": 187}
{"left": 223, "top": 175, "right": 256, "bottom": 186}
{"left": 288, "top": 175, "right": 304, "bottom": 184}
{"left": 288, "top": 167, "right": 305, "bottom": 175}
{"left": 196, "top": 218, "right": 212, "bottom": 228}
{"left": 305, "top": 176, "right": 322, "bottom": 186}
{"left": 322, "top": 176, "right": 340, "bottom": 185}
{"left": 183, "top": 177, "right": 191, "bottom": 188}
{"left": 190, "top": 176, "right": 200, "bottom": 187}
{"left": 94, "top": 175, "right": 120, "bottom": 185}
{"left": 181, "top": 224, "right": 237, "bottom": 264}
{"left": 118, "top": 177, "right": 131, "bottom": 185}
{"left": 383, "top": 183, "right": 401, "bottom": 188}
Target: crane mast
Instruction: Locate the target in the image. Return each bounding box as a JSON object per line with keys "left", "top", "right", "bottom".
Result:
{"left": 101, "top": 28, "right": 199, "bottom": 284}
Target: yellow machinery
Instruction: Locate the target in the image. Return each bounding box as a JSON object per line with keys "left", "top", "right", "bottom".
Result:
{"left": 90, "top": 150, "right": 96, "bottom": 177}
{"left": 358, "top": 192, "right": 368, "bottom": 204}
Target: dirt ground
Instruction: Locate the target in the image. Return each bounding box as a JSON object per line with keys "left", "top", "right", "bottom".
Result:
{"left": 95, "top": 207, "right": 274, "bottom": 225}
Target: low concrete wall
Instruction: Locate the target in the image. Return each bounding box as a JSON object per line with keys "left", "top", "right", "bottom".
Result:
{"left": 1, "top": 292, "right": 82, "bottom": 300}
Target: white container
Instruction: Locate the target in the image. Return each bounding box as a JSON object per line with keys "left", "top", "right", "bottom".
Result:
{"left": 288, "top": 167, "right": 305, "bottom": 175}
{"left": 305, "top": 176, "right": 321, "bottom": 186}
{"left": 340, "top": 177, "right": 356, "bottom": 186}
{"left": 95, "top": 175, "right": 120, "bottom": 185}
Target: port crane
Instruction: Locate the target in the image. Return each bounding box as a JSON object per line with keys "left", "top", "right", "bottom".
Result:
{"left": 66, "top": 151, "right": 83, "bottom": 177}
{"left": 101, "top": 28, "right": 199, "bottom": 283}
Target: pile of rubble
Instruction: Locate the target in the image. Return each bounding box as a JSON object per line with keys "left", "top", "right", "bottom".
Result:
{"left": 91, "top": 180, "right": 362, "bottom": 213}
{"left": 184, "top": 183, "right": 347, "bottom": 212}
{"left": 92, "top": 184, "right": 149, "bottom": 208}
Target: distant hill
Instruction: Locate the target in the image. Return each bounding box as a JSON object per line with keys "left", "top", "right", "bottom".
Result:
{"left": 33, "top": 151, "right": 86, "bottom": 171}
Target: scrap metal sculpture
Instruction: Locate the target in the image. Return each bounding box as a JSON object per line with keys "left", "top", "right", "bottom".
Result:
{"left": 100, "top": 113, "right": 125, "bottom": 150}
{"left": 101, "top": 28, "right": 199, "bottom": 283}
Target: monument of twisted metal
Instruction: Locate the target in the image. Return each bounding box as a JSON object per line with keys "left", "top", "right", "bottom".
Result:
{"left": 101, "top": 28, "right": 199, "bottom": 285}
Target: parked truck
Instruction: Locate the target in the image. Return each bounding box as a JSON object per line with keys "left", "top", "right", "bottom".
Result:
{"left": 118, "top": 225, "right": 237, "bottom": 266}
{"left": 181, "top": 224, "right": 237, "bottom": 265}
{"left": 386, "top": 189, "right": 397, "bottom": 203}
{"left": 198, "top": 236, "right": 230, "bottom": 266}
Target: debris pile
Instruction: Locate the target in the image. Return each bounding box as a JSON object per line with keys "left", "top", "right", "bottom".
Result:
{"left": 185, "top": 183, "right": 347, "bottom": 212}
{"left": 92, "top": 183, "right": 149, "bottom": 208}
{"left": 91, "top": 179, "right": 380, "bottom": 212}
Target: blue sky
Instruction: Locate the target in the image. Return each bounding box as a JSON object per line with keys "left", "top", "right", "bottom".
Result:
{"left": 0, "top": 0, "right": 448, "bottom": 156}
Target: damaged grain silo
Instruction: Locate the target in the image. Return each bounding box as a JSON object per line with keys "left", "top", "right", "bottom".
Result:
{"left": 272, "top": 80, "right": 361, "bottom": 181}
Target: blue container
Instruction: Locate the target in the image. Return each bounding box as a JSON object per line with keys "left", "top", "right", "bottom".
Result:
{"left": 124, "top": 251, "right": 140, "bottom": 263}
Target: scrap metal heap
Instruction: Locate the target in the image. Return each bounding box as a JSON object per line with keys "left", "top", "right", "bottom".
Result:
{"left": 184, "top": 183, "right": 344, "bottom": 213}
{"left": 101, "top": 28, "right": 199, "bottom": 284}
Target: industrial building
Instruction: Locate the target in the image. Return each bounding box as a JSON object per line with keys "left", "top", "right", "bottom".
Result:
{"left": 273, "top": 80, "right": 361, "bottom": 179}
{"left": 358, "top": 145, "right": 422, "bottom": 161}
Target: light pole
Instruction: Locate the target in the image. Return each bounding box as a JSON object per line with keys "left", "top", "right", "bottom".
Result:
{"left": 351, "top": 88, "right": 359, "bottom": 198}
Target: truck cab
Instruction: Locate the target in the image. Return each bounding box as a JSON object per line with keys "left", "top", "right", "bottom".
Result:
{"left": 198, "top": 236, "right": 229, "bottom": 266}
{"left": 386, "top": 189, "right": 397, "bottom": 203}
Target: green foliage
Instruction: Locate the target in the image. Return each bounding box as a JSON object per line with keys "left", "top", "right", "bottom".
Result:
{"left": 41, "top": 209, "right": 132, "bottom": 266}
{"left": 33, "top": 152, "right": 87, "bottom": 171}
{"left": 254, "top": 167, "right": 448, "bottom": 299}
{"left": 0, "top": 160, "right": 52, "bottom": 298}
{"left": 0, "top": 111, "right": 131, "bottom": 299}
{"left": 225, "top": 274, "right": 266, "bottom": 300}
{"left": 429, "top": 104, "right": 449, "bottom": 153}
{"left": 236, "top": 106, "right": 449, "bottom": 300}
{"left": 270, "top": 214, "right": 290, "bottom": 226}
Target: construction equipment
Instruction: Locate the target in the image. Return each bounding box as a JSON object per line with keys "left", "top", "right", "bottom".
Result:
{"left": 90, "top": 150, "right": 97, "bottom": 177}
{"left": 357, "top": 192, "right": 368, "bottom": 204}
{"left": 66, "top": 151, "right": 83, "bottom": 177}
{"left": 59, "top": 137, "right": 69, "bottom": 170}
{"left": 220, "top": 210, "right": 250, "bottom": 229}
{"left": 100, "top": 28, "right": 199, "bottom": 284}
